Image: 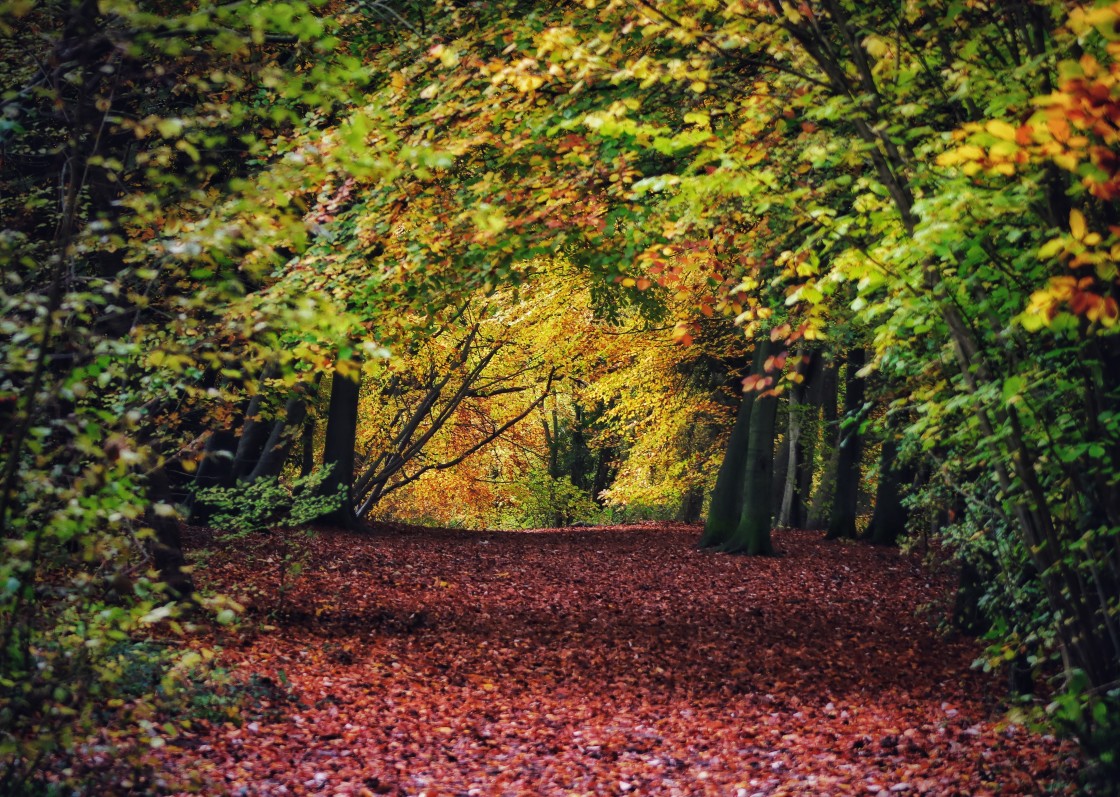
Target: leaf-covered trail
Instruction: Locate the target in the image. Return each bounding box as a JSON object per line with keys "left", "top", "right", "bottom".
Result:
{"left": 174, "top": 525, "right": 1076, "bottom": 795}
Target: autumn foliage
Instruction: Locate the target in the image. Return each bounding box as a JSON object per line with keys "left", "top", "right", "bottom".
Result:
{"left": 4, "top": 0, "right": 1120, "bottom": 793}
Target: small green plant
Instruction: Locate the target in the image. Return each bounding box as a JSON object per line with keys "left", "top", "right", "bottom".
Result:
{"left": 194, "top": 466, "right": 343, "bottom": 537}
{"left": 193, "top": 468, "right": 342, "bottom": 616}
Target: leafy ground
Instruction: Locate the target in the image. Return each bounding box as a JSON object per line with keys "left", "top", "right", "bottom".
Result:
{"left": 168, "top": 524, "right": 1079, "bottom": 796}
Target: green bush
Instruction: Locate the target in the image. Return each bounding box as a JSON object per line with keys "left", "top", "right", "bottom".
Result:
{"left": 194, "top": 466, "right": 343, "bottom": 537}
{"left": 516, "top": 468, "right": 597, "bottom": 528}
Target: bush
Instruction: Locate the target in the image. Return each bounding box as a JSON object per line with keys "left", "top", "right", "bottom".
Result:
{"left": 516, "top": 468, "right": 597, "bottom": 528}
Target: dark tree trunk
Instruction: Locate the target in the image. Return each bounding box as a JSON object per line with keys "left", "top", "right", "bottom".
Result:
{"left": 568, "top": 403, "right": 595, "bottom": 491}
{"left": 591, "top": 445, "right": 615, "bottom": 505}
{"left": 722, "top": 348, "right": 783, "bottom": 555}
{"left": 866, "top": 432, "right": 914, "bottom": 546}
{"left": 700, "top": 342, "right": 768, "bottom": 548}
{"left": 770, "top": 399, "right": 790, "bottom": 517}
{"left": 187, "top": 428, "right": 238, "bottom": 524}
{"left": 316, "top": 363, "right": 361, "bottom": 529}
{"left": 827, "top": 349, "right": 867, "bottom": 540}
{"left": 300, "top": 411, "right": 316, "bottom": 477}
{"left": 229, "top": 393, "right": 273, "bottom": 482}
{"left": 677, "top": 483, "right": 704, "bottom": 524}
{"left": 145, "top": 468, "right": 194, "bottom": 601}
{"left": 778, "top": 350, "right": 815, "bottom": 528}
{"left": 794, "top": 352, "right": 824, "bottom": 526}
{"left": 246, "top": 391, "right": 310, "bottom": 482}
{"left": 953, "top": 557, "right": 989, "bottom": 635}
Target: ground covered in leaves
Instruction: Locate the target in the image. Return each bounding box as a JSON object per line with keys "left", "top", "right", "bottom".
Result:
{"left": 170, "top": 524, "right": 1079, "bottom": 796}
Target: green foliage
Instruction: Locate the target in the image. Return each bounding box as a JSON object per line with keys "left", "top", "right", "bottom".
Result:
{"left": 0, "top": 1, "right": 373, "bottom": 790}
{"left": 1045, "top": 672, "right": 1120, "bottom": 792}
{"left": 1, "top": 609, "right": 216, "bottom": 795}
{"left": 195, "top": 469, "right": 340, "bottom": 616}
{"left": 515, "top": 468, "right": 598, "bottom": 529}
{"left": 194, "top": 467, "right": 343, "bottom": 536}
{"left": 184, "top": 670, "right": 300, "bottom": 727}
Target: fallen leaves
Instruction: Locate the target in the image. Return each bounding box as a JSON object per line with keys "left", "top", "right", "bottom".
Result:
{"left": 164, "top": 524, "right": 1079, "bottom": 795}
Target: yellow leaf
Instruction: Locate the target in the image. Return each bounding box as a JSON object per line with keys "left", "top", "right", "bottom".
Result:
{"left": 1070, "top": 209, "right": 1087, "bottom": 241}
{"left": 1054, "top": 152, "right": 1079, "bottom": 171}
{"left": 985, "top": 119, "right": 1018, "bottom": 141}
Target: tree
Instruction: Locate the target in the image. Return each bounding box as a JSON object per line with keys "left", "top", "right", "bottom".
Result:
{"left": 699, "top": 344, "right": 765, "bottom": 548}
{"left": 865, "top": 418, "right": 915, "bottom": 547}
{"left": 826, "top": 349, "right": 866, "bottom": 540}
{"left": 719, "top": 339, "right": 787, "bottom": 555}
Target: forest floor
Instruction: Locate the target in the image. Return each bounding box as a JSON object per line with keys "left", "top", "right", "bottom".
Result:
{"left": 168, "top": 523, "right": 1080, "bottom": 796}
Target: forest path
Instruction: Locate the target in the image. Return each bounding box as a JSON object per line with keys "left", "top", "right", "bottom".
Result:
{"left": 173, "top": 524, "right": 1076, "bottom": 796}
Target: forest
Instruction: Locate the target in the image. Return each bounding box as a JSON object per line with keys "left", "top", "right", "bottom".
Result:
{"left": 2, "top": 0, "right": 1120, "bottom": 794}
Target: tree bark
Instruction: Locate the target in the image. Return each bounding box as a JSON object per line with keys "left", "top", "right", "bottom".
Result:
{"left": 770, "top": 399, "right": 790, "bottom": 519}
{"left": 778, "top": 350, "right": 815, "bottom": 528}
{"left": 145, "top": 468, "right": 194, "bottom": 601}
{"left": 229, "top": 393, "right": 273, "bottom": 482}
{"left": 677, "top": 484, "right": 704, "bottom": 524}
{"left": 187, "top": 428, "right": 238, "bottom": 524}
{"left": 806, "top": 356, "right": 839, "bottom": 529}
{"left": 699, "top": 341, "right": 768, "bottom": 548}
{"left": 722, "top": 347, "right": 783, "bottom": 555}
{"left": 826, "top": 349, "right": 866, "bottom": 540}
{"left": 316, "top": 362, "right": 361, "bottom": 529}
{"left": 591, "top": 445, "right": 614, "bottom": 505}
{"left": 865, "top": 432, "right": 913, "bottom": 546}
{"left": 246, "top": 391, "right": 310, "bottom": 482}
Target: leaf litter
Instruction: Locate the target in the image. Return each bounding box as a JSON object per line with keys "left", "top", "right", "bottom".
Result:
{"left": 166, "top": 524, "right": 1079, "bottom": 795}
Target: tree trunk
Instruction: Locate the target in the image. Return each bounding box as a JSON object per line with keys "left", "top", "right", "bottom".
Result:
{"left": 806, "top": 356, "right": 840, "bottom": 529}
{"left": 187, "top": 428, "right": 238, "bottom": 524}
{"left": 591, "top": 445, "right": 614, "bottom": 504}
{"left": 146, "top": 468, "right": 194, "bottom": 601}
{"left": 700, "top": 341, "right": 768, "bottom": 548}
{"left": 770, "top": 398, "right": 790, "bottom": 518}
{"left": 827, "top": 349, "right": 866, "bottom": 540}
{"left": 722, "top": 349, "right": 783, "bottom": 555}
{"left": 300, "top": 411, "right": 316, "bottom": 477}
{"left": 778, "top": 350, "right": 815, "bottom": 528}
{"left": 229, "top": 393, "right": 273, "bottom": 482}
{"left": 677, "top": 483, "right": 704, "bottom": 524}
{"left": 865, "top": 432, "right": 913, "bottom": 546}
{"left": 246, "top": 391, "right": 309, "bottom": 482}
{"left": 316, "top": 363, "right": 361, "bottom": 529}
{"left": 568, "top": 403, "right": 594, "bottom": 491}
